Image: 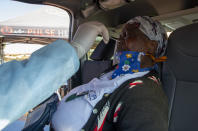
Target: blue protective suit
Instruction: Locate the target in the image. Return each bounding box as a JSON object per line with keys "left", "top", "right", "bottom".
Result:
{"left": 0, "top": 40, "right": 79, "bottom": 129}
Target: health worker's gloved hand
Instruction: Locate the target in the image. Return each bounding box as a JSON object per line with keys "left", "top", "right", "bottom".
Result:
{"left": 71, "top": 21, "right": 109, "bottom": 58}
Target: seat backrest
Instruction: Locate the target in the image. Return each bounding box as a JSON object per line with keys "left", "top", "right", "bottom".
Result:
{"left": 90, "top": 39, "right": 116, "bottom": 61}
{"left": 82, "top": 60, "right": 113, "bottom": 83}
{"left": 81, "top": 39, "right": 116, "bottom": 84}
{"left": 162, "top": 23, "right": 198, "bottom": 131}
{"left": 69, "top": 39, "right": 116, "bottom": 86}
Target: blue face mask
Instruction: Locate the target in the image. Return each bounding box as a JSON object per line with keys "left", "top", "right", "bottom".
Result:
{"left": 112, "top": 51, "right": 154, "bottom": 79}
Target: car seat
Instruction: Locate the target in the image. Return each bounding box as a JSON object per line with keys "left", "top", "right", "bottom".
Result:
{"left": 71, "top": 39, "right": 116, "bottom": 87}
{"left": 81, "top": 39, "right": 116, "bottom": 84}
{"left": 162, "top": 23, "right": 198, "bottom": 131}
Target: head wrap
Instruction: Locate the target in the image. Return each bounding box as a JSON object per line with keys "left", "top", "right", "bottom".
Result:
{"left": 127, "top": 16, "right": 167, "bottom": 57}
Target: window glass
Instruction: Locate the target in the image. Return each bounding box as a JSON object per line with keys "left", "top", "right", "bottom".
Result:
{"left": 0, "top": 0, "right": 70, "bottom": 62}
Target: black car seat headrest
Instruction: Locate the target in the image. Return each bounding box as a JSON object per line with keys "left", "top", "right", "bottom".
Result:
{"left": 167, "top": 23, "right": 198, "bottom": 82}
{"left": 81, "top": 39, "right": 116, "bottom": 84}
{"left": 90, "top": 39, "right": 116, "bottom": 61}
{"left": 163, "top": 23, "right": 198, "bottom": 131}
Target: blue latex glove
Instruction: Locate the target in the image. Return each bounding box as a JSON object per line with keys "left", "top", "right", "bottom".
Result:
{"left": 0, "top": 39, "right": 79, "bottom": 130}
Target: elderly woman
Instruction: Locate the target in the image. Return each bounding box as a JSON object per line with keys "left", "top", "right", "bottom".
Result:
{"left": 51, "top": 16, "right": 168, "bottom": 131}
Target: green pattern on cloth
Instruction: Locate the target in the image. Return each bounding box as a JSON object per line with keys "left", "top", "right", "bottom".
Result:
{"left": 65, "top": 91, "right": 89, "bottom": 102}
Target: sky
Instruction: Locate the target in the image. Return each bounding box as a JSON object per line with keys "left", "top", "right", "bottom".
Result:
{"left": 0, "top": 0, "right": 43, "bottom": 22}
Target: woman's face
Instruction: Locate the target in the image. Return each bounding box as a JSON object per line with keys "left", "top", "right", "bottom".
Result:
{"left": 117, "top": 23, "right": 157, "bottom": 55}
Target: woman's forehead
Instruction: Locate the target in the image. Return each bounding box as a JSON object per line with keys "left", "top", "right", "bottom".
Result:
{"left": 121, "top": 23, "right": 141, "bottom": 34}
{"left": 121, "top": 24, "right": 149, "bottom": 40}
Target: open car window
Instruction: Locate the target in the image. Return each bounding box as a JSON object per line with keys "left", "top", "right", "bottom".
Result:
{"left": 0, "top": 0, "right": 71, "bottom": 63}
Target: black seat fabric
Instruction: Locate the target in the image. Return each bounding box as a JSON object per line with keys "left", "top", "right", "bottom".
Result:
{"left": 162, "top": 23, "right": 198, "bottom": 131}
{"left": 81, "top": 39, "right": 116, "bottom": 84}
{"left": 82, "top": 60, "right": 112, "bottom": 84}
{"left": 90, "top": 39, "right": 116, "bottom": 61}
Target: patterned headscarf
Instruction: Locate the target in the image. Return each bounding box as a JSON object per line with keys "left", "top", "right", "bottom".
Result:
{"left": 127, "top": 16, "right": 167, "bottom": 57}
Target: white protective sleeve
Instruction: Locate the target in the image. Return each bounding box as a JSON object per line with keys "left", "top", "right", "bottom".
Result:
{"left": 0, "top": 39, "right": 79, "bottom": 130}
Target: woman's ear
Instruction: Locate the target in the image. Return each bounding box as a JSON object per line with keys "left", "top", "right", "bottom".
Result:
{"left": 147, "top": 40, "right": 158, "bottom": 55}
{"left": 140, "top": 55, "right": 155, "bottom": 68}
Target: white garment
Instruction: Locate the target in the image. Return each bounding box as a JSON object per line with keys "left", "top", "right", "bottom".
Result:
{"left": 0, "top": 40, "right": 79, "bottom": 130}
{"left": 52, "top": 71, "right": 149, "bottom": 131}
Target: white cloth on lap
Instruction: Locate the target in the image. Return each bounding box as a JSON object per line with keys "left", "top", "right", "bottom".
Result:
{"left": 52, "top": 70, "right": 149, "bottom": 131}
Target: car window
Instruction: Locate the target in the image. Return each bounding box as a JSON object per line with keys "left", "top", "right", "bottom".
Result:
{"left": 0, "top": 0, "right": 71, "bottom": 63}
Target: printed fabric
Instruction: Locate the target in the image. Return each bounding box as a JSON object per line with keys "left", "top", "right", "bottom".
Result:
{"left": 112, "top": 51, "right": 154, "bottom": 79}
